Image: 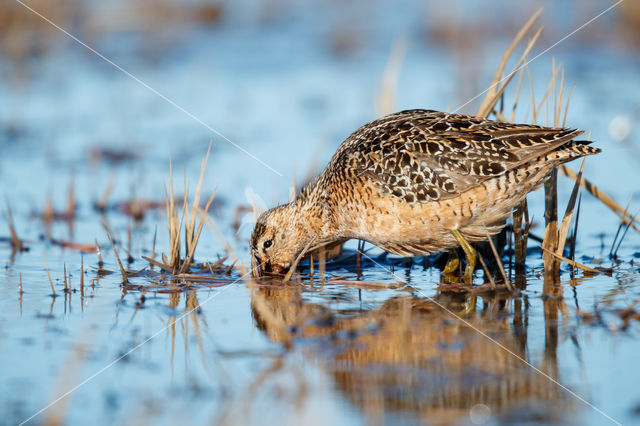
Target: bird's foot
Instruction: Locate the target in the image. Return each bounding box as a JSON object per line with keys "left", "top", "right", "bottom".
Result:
{"left": 451, "top": 229, "right": 476, "bottom": 285}
{"left": 443, "top": 249, "right": 459, "bottom": 274}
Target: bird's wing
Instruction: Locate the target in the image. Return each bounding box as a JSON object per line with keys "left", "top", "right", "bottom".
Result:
{"left": 340, "top": 109, "right": 583, "bottom": 203}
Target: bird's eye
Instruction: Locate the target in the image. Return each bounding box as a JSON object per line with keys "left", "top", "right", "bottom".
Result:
{"left": 263, "top": 239, "right": 273, "bottom": 249}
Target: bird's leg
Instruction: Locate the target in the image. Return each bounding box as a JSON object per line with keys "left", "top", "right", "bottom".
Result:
{"left": 451, "top": 229, "right": 476, "bottom": 284}
{"left": 443, "top": 249, "right": 459, "bottom": 274}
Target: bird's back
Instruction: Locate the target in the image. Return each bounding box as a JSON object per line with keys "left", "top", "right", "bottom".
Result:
{"left": 315, "top": 109, "right": 598, "bottom": 205}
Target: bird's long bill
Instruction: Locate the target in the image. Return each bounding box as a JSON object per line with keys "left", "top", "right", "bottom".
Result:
{"left": 250, "top": 253, "right": 261, "bottom": 278}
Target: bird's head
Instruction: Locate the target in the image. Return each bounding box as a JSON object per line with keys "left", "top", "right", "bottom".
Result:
{"left": 250, "top": 203, "right": 307, "bottom": 277}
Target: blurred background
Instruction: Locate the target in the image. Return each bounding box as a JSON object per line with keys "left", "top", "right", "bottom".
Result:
{"left": 2, "top": 1, "right": 640, "bottom": 425}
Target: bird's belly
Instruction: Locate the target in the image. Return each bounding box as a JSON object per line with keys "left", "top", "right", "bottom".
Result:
{"left": 336, "top": 170, "right": 545, "bottom": 255}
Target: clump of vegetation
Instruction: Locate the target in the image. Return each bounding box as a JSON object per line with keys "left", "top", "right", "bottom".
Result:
{"left": 161, "top": 143, "right": 217, "bottom": 274}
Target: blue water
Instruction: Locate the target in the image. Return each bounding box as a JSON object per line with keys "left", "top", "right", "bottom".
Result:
{"left": 1, "top": 1, "right": 640, "bottom": 425}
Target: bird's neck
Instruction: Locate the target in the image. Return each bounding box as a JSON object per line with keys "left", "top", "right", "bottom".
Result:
{"left": 290, "top": 194, "right": 335, "bottom": 247}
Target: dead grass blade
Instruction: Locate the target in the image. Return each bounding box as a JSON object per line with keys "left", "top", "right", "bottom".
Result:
{"left": 534, "top": 59, "right": 561, "bottom": 121}
{"left": 476, "top": 251, "right": 497, "bottom": 290}
{"left": 509, "top": 66, "right": 526, "bottom": 122}
{"left": 560, "top": 165, "right": 640, "bottom": 234}
{"left": 476, "top": 9, "right": 543, "bottom": 117}
{"left": 540, "top": 246, "right": 601, "bottom": 274}
{"left": 42, "top": 253, "right": 56, "bottom": 297}
{"left": 556, "top": 158, "right": 585, "bottom": 257}
{"left": 142, "top": 255, "right": 175, "bottom": 273}
{"left": 107, "top": 232, "right": 129, "bottom": 285}
{"left": 5, "top": 200, "right": 25, "bottom": 251}
{"left": 484, "top": 232, "right": 514, "bottom": 292}
{"left": 377, "top": 35, "right": 408, "bottom": 116}
{"left": 612, "top": 208, "right": 640, "bottom": 258}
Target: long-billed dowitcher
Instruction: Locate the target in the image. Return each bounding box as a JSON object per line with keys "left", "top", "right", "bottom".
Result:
{"left": 251, "top": 109, "right": 600, "bottom": 282}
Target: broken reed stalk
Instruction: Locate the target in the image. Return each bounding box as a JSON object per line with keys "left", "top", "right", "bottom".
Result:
{"left": 42, "top": 253, "right": 56, "bottom": 297}
{"left": 512, "top": 200, "right": 528, "bottom": 272}
{"left": 542, "top": 60, "right": 572, "bottom": 280}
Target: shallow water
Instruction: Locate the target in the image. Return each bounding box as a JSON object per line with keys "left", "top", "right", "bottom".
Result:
{"left": 1, "top": 1, "right": 640, "bottom": 425}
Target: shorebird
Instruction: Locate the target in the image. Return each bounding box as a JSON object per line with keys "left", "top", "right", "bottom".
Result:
{"left": 250, "top": 109, "right": 599, "bottom": 282}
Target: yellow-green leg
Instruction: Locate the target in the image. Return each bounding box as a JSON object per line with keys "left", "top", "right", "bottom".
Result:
{"left": 443, "top": 249, "right": 459, "bottom": 274}
{"left": 451, "top": 229, "right": 476, "bottom": 284}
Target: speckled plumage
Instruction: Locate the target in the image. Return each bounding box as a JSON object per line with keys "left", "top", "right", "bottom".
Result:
{"left": 251, "top": 109, "right": 600, "bottom": 274}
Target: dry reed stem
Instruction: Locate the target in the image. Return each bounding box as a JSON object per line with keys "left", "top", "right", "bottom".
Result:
{"left": 612, "top": 208, "right": 640, "bottom": 257}
{"left": 96, "top": 174, "right": 116, "bottom": 211}
{"left": 513, "top": 200, "right": 528, "bottom": 271}
{"left": 527, "top": 65, "right": 537, "bottom": 124}
{"left": 43, "top": 253, "right": 56, "bottom": 297}
{"left": 290, "top": 165, "right": 297, "bottom": 202}
{"left": 539, "top": 246, "right": 600, "bottom": 274}
{"left": 142, "top": 256, "right": 175, "bottom": 273}
{"left": 484, "top": 232, "right": 514, "bottom": 292}
{"left": 479, "top": 27, "right": 543, "bottom": 119}
{"left": 180, "top": 187, "right": 217, "bottom": 274}
{"left": 184, "top": 143, "right": 212, "bottom": 257}
{"left": 5, "top": 200, "right": 23, "bottom": 251}
{"left": 560, "top": 165, "right": 640, "bottom": 234}
{"left": 556, "top": 158, "right": 585, "bottom": 257}
{"left": 534, "top": 61, "right": 561, "bottom": 120}
{"left": 476, "top": 251, "right": 497, "bottom": 290}
{"left": 95, "top": 239, "right": 103, "bottom": 267}
{"left": 107, "top": 233, "right": 129, "bottom": 284}
{"left": 80, "top": 254, "right": 84, "bottom": 298}
{"left": 510, "top": 66, "right": 527, "bottom": 122}
{"left": 377, "top": 35, "right": 408, "bottom": 116}
{"left": 319, "top": 247, "right": 326, "bottom": 284}
{"left": 63, "top": 263, "right": 68, "bottom": 293}
{"left": 476, "top": 8, "right": 542, "bottom": 117}
{"left": 165, "top": 156, "right": 185, "bottom": 269}
{"left": 561, "top": 86, "right": 575, "bottom": 127}
{"left": 151, "top": 225, "right": 157, "bottom": 262}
